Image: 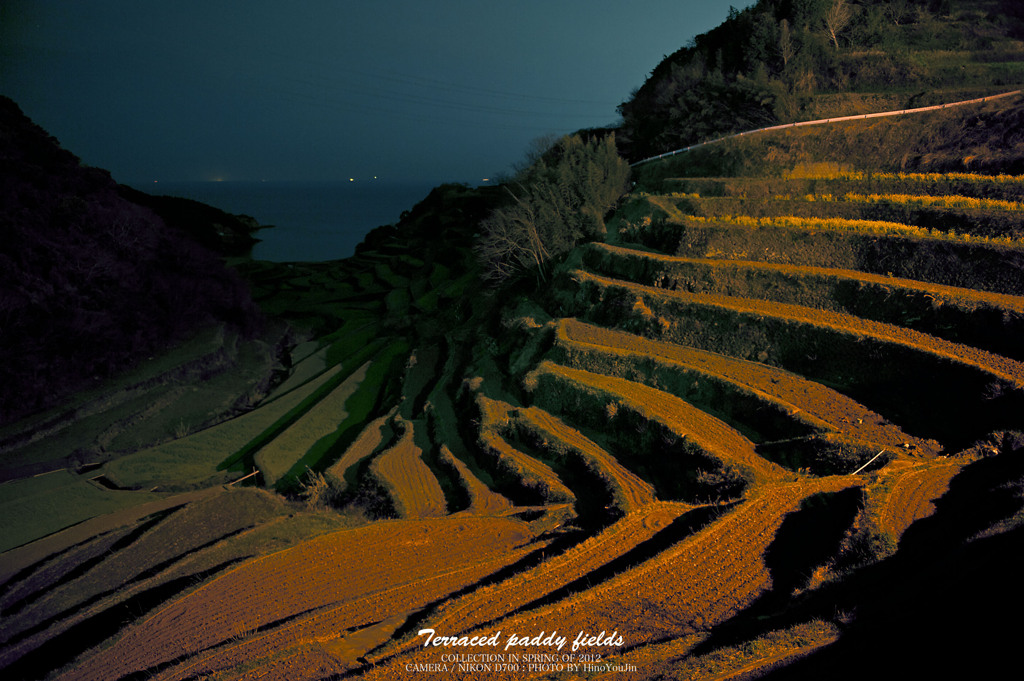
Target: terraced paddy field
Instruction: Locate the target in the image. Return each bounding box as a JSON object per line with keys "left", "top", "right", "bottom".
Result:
{"left": 4, "top": 101, "right": 1024, "bottom": 680}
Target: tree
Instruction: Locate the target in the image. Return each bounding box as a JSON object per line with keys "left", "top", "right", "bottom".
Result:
{"left": 884, "top": 0, "right": 915, "bottom": 25}
{"left": 474, "top": 186, "right": 550, "bottom": 283}
{"left": 823, "top": 0, "right": 854, "bottom": 48}
{"left": 476, "top": 133, "right": 630, "bottom": 283}
{"left": 779, "top": 18, "right": 796, "bottom": 68}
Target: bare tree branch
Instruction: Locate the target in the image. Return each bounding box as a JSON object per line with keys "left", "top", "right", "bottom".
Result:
{"left": 824, "top": 0, "right": 854, "bottom": 49}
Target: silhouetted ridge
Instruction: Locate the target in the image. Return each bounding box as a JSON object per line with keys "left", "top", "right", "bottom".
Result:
{"left": 0, "top": 96, "right": 262, "bottom": 425}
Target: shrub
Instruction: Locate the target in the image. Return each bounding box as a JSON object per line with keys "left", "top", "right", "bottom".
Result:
{"left": 299, "top": 466, "right": 338, "bottom": 510}
{"left": 476, "top": 133, "right": 630, "bottom": 283}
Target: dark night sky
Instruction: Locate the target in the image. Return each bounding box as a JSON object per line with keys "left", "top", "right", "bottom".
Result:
{"left": 2, "top": 1, "right": 752, "bottom": 184}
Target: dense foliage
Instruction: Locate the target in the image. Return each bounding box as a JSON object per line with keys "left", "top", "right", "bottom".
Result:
{"left": 617, "top": 0, "right": 1024, "bottom": 160}
{"left": 475, "top": 133, "right": 630, "bottom": 282}
{"left": 0, "top": 97, "right": 262, "bottom": 424}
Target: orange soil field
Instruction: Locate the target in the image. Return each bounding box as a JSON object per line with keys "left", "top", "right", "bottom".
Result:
{"left": 356, "top": 477, "right": 861, "bottom": 680}
{"left": 652, "top": 194, "right": 1024, "bottom": 248}
{"left": 438, "top": 444, "right": 512, "bottom": 515}
{"left": 149, "top": 547, "right": 542, "bottom": 681}
{"left": 324, "top": 407, "right": 396, "bottom": 491}
{"left": 664, "top": 173, "right": 1024, "bottom": 203}
{"left": 478, "top": 430, "right": 576, "bottom": 505}
{"left": 60, "top": 516, "right": 537, "bottom": 681}
{"left": 555, "top": 318, "right": 936, "bottom": 454}
{"left": 371, "top": 421, "right": 447, "bottom": 518}
{"left": 476, "top": 395, "right": 576, "bottom": 505}
{"left": 516, "top": 406, "right": 657, "bottom": 512}
{"left": 529, "top": 361, "right": 785, "bottom": 483}
{"left": 487, "top": 479, "right": 861, "bottom": 644}
{"left": 589, "top": 242, "right": 1024, "bottom": 317}
{"left": 663, "top": 194, "right": 1024, "bottom": 240}
{"left": 387, "top": 501, "right": 693, "bottom": 656}
{"left": 875, "top": 458, "right": 968, "bottom": 540}
{"left": 632, "top": 199, "right": 1024, "bottom": 296}
{"left": 573, "top": 270, "right": 1024, "bottom": 387}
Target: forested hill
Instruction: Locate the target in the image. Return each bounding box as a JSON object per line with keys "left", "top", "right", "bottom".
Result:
{"left": 0, "top": 96, "right": 262, "bottom": 425}
{"left": 617, "top": 0, "right": 1024, "bottom": 160}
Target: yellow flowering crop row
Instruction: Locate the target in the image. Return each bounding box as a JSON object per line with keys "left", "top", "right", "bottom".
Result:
{"left": 788, "top": 192, "right": 1024, "bottom": 212}
{"left": 684, "top": 214, "right": 1024, "bottom": 246}
{"left": 811, "top": 171, "right": 1024, "bottom": 186}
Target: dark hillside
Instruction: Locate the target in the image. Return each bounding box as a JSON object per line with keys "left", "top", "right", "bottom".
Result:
{"left": 117, "top": 185, "right": 264, "bottom": 258}
{"left": 0, "top": 96, "right": 262, "bottom": 425}
{"left": 618, "top": 0, "right": 1024, "bottom": 160}
{"left": 631, "top": 91, "right": 1024, "bottom": 187}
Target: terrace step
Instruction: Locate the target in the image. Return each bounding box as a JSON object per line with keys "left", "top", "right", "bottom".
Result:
{"left": 663, "top": 193, "right": 1024, "bottom": 240}
{"left": 369, "top": 420, "right": 447, "bottom": 518}
{"left": 565, "top": 270, "right": 1024, "bottom": 445}
{"left": 623, "top": 199, "right": 1024, "bottom": 295}
{"left": 474, "top": 395, "right": 577, "bottom": 507}
{"left": 323, "top": 408, "right": 397, "bottom": 493}
{"left": 437, "top": 444, "right": 513, "bottom": 516}
{"left": 664, "top": 174, "right": 1024, "bottom": 203}
{"left": 550, "top": 318, "right": 937, "bottom": 458}
{"left": 581, "top": 243, "right": 1024, "bottom": 361}
{"left": 514, "top": 406, "right": 657, "bottom": 516}
{"left": 525, "top": 360, "right": 785, "bottom": 495}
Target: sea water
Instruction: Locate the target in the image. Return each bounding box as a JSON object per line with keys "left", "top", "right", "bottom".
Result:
{"left": 134, "top": 180, "right": 441, "bottom": 262}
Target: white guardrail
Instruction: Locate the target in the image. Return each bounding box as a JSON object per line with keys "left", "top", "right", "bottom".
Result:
{"left": 630, "top": 90, "right": 1022, "bottom": 167}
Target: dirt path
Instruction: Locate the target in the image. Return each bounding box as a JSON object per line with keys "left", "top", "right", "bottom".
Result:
{"left": 631, "top": 90, "right": 1022, "bottom": 166}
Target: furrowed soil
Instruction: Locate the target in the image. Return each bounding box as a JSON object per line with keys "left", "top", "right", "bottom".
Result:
{"left": 6, "top": 92, "right": 1024, "bottom": 681}
{"left": 358, "top": 478, "right": 862, "bottom": 680}
{"left": 57, "top": 516, "right": 538, "bottom": 681}
{"left": 370, "top": 420, "right": 448, "bottom": 518}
